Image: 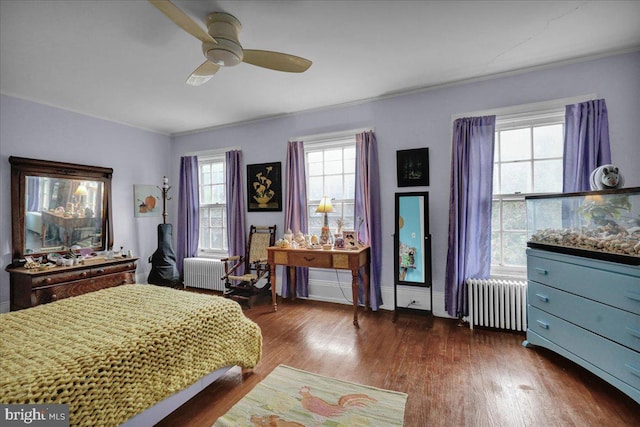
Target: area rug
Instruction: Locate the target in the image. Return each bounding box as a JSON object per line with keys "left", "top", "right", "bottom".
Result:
{"left": 213, "top": 365, "right": 408, "bottom": 427}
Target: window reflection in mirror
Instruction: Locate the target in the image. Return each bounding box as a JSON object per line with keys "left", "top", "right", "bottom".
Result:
{"left": 24, "top": 176, "right": 104, "bottom": 254}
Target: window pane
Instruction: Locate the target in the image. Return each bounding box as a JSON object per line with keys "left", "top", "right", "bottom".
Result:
{"left": 533, "top": 124, "right": 563, "bottom": 158}
{"left": 344, "top": 174, "right": 355, "bottom": 199}
{"left": 503, "top": 232, "right": 527, "bottom": 266}
{"left": 502, "top": 199, "right": 526, "bottom": 231}
{"left": 500, "top": 163, "right": 531, "bottom": 194}
{"left": 491, "top": 230, "right": 500, "bottom": 265}
{"left": 533, "top": 159, "right": 563, "bottom": 193}
{"left": 308, "top": 176, "right": 324, "bottom": 200}
{"left": 500, "top": 128, "right": 531, "bottom": 161}
{"left": 325, "top": 175, "right": 343, "bottom": 198}
{"left": 324, "top": 149, "right": 342, "bottom": 161}
{"left": 307, "top": 160, "right": 323, "bottom": 175}
{"left": 325, "top": 160, "right": 343, "bottom": 174}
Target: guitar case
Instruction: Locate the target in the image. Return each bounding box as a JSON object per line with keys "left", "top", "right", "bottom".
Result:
{"left": 148, "top": 223, "right": 180, "bottom": 285}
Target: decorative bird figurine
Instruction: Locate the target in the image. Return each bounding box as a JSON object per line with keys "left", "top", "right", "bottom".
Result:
{"left": 298, "top": 385, "right": 377, "bottom": 423}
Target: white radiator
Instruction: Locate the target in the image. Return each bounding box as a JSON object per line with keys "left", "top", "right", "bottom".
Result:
{"left": 183, "top": 258, "right": 226, "bottom": 291}
{"left": 466, "top": 278, "right": 528, "bottom": 331}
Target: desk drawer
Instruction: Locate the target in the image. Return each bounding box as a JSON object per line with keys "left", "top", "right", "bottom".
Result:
{"left": 91, "top": 261, "right": 137, "bottom": 276}
{"left": 285, "top": 252, "right": 333, "bottom": 268}
{"left": 528, "top": 253, "right": 640, "bottom": 314}
{"left": 529, "top": 281, "right": 640, "bottom": 352}
{"left": 528, "top": 305, "right": 640, "bottom": 390}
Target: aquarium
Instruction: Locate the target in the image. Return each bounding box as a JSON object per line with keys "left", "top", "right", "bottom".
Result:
{"left": 526, "top": 187, "right": 640, "bottom": 265}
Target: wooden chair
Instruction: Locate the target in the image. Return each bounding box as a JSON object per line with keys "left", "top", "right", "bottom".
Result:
{"left": 221, "top": 225, "right": 276, "bottom": 308}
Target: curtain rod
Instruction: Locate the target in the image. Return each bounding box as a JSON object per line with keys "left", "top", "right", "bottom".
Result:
{"left": 289, "top": 127, "right": 374, "bottom": 143}
{"left": 184, "top": 145, "right": 241, "bottom": 157}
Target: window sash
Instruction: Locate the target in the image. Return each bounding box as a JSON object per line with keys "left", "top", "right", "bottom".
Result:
{"left": 198, "top": 157, "right": 227, "bottom": 253}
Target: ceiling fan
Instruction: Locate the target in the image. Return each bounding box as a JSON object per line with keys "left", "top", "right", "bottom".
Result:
{"left": 149, "top": 0, "right": 312, "bottom": 86}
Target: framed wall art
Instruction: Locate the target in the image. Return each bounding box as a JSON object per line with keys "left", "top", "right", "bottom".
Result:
{"left": 133, "top": 184, "right": 161, "bottom": 217}
{"left": 247, "top": 162, "right": 282, "bottom": 212}
{"left": 396, "top": 148, "right": 429, "bottom": 187}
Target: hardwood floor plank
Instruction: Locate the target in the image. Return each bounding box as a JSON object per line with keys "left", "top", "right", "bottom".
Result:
{"left": 155, "top": 295, "right": 639, "bottom": 427}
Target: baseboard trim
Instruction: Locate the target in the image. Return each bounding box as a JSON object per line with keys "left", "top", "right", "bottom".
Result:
{"left": 278, "top": 278, "right": 453, "bottom": 318}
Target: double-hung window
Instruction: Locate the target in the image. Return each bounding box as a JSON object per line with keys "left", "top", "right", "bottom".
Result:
{"left": 198, "top": 155, "right": 227, "bottom": 255}
{"left": 491, "top": 110, "right": 565, "bottom": 276}
{"left": 304, "top": 136, "right": 356, "bottom": 237}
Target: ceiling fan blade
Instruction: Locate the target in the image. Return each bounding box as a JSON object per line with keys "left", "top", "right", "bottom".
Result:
{"left": 148, "top": 0, "right": 216, "bottom": 44}
{"left": 242, "top": 50, "right": 312, "bottom": 73}
{"left": 186, "top": 61, "right": 220, "bottom": 86}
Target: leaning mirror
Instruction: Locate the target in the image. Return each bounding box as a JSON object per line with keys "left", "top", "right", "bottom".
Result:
{"left": 9, "top": 157, "right": 113, "bottom": 260}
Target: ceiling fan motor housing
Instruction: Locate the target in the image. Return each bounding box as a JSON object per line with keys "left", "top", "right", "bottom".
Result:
{"left": 204, "top": 12, "right": 243, "bottom": 66}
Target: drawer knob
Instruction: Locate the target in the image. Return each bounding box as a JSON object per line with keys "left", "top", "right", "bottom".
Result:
{"left": 536, "top": 320, "right": 549, "bottom": 329}
{"left": 44, "top": 278, "right": 52, "bottom": 284}
{"left": 96, "top": 269, "right": 105, "bottom": 274}
{"left": 535, "top": 293, "right": 549, "bottom": 303}
{"left": 535, "top": 268, "right": 548, "bottom": 275}
{"left": 80, "top": 271, "right": 88, "bottom": 278}
{"left": 51, "top": 294, "right": 57, "bottom": 301}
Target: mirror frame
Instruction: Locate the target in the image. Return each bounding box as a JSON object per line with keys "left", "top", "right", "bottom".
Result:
{"left": 9, "top": 156, "right": 113, "bottom": 260}
{"left": 393, "top": 191, "right": 432, "bottom": 287}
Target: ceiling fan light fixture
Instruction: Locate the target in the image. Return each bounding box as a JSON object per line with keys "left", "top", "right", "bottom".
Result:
{"left": 203, "top": 39, "right": 243, "bottom": 66}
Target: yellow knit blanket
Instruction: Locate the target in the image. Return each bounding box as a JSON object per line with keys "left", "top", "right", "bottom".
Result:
{"left": 0, "top": 285, "right": 262, "bottom": 426}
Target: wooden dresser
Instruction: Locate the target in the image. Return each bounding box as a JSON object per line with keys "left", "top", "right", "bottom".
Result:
{"left": 7, "top": 257, "right": 138, "bottom": 311}
{"left": 524, "top": 248, "right": 640, "bottom": 404}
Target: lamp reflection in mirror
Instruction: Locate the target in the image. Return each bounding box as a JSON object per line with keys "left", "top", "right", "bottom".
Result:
{"left": 316, "top": 196, "right": 334, "bottom": 245}
{"left": 74, "top": 183, "right": 88, "bottom": 212}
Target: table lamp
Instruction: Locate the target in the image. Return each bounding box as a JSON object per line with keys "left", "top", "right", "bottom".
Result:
{"left": 316, "top": 196, "right": 334, "bottom": 245}
{"left": 74, "top": 184, "right": 88, "bottom": 212}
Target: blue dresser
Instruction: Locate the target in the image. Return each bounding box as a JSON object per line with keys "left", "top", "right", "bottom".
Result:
{"left": 523, "top": 248, "right": 640, "bottom": 404}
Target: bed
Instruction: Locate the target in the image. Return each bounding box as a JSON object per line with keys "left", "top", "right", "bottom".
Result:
{"left": 0, "top": 285, "right": 262, "bottom": 426}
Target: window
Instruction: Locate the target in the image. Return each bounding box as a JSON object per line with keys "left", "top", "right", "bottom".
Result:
{"left": 305, "top": 137, "right": 356, "bottom": 237}
{"left": 491, "top": 111, "right": 564, "bottom": 275}
{"left": 198, "top": 155, "right": 227, "bottom": 255}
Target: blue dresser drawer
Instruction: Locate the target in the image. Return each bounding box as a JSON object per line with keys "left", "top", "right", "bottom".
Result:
{"left": 528, "top": 305, "right": 640, "bottom": 390}
{"left": 529, "top": 281, "right": 640, "bottom": 352}
{"left": 527, "top": 250, "right": 640, "bottom": 314}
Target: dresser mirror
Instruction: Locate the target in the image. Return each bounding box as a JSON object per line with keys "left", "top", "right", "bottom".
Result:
{"left": 9, "top": 156, "right": 113, "bottom": 260}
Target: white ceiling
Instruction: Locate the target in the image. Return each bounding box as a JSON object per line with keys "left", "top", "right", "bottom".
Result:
{"left": 1, "top": 1, "right": 639, "bottom": 135}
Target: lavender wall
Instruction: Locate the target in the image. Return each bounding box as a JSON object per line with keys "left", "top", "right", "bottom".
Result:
{"left": 0, "top": 95, "right": 171, "bottom": 311}
{"left": 171, "top": 52, "right": 640, "bottom": 314}
{"left": 1, "top": 52, "right": 638, "bottom": 314}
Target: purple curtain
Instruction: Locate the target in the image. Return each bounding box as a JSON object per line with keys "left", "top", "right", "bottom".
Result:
{"left": 283, "top": 141, "right": 309, "bottom": 298}
{"left": 355, "top": 131, "right": 382, "bottom": 310}
{"left": 27, "top": 177, "right": 39, "bottom": 211}
{"left": 176, "top": 156, "right": 200, "bottom": 277}
{"left": 226, "top": 150, "right": 246, "bottom": 273}
{"left": 445, "top": 116, "right": 496, "bottom": 318}
{"left": 563, "top": 99, "right": 611, "bottom": 192}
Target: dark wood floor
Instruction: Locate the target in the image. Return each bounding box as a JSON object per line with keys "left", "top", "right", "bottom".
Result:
{"left": 156, "top": 295, "right": 639, "bottom": 427}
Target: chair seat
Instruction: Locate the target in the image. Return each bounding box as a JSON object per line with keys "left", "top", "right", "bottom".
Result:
{"left": 228, "top": 274, "right": 258, "bottom": 282}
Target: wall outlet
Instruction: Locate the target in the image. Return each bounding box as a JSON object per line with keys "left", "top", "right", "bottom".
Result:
{"left": 411, "top": 299, "right": 421, "bottom": 305}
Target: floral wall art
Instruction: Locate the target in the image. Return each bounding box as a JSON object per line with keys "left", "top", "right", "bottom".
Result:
{"left": 247, "top": 162, "right": 282, "bottom": 212}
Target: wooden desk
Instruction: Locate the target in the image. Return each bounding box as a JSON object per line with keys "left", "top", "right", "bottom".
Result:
{"left": 41, "top": 210, "right": 97, "bottom": 247}
{"left": 267, "top": 246, "right": 370, "bottom": 327}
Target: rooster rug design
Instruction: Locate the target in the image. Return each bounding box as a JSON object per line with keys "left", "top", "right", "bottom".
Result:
{"left": 214, "top": 365, "right": 408, "bottom": 426}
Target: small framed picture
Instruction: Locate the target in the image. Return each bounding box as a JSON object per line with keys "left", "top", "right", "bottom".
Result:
{"left": 343, "top": 230, "right": 357, "bottom": 249}
{"left": 397, "top": 148, "right": 429, "bottom": 187}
